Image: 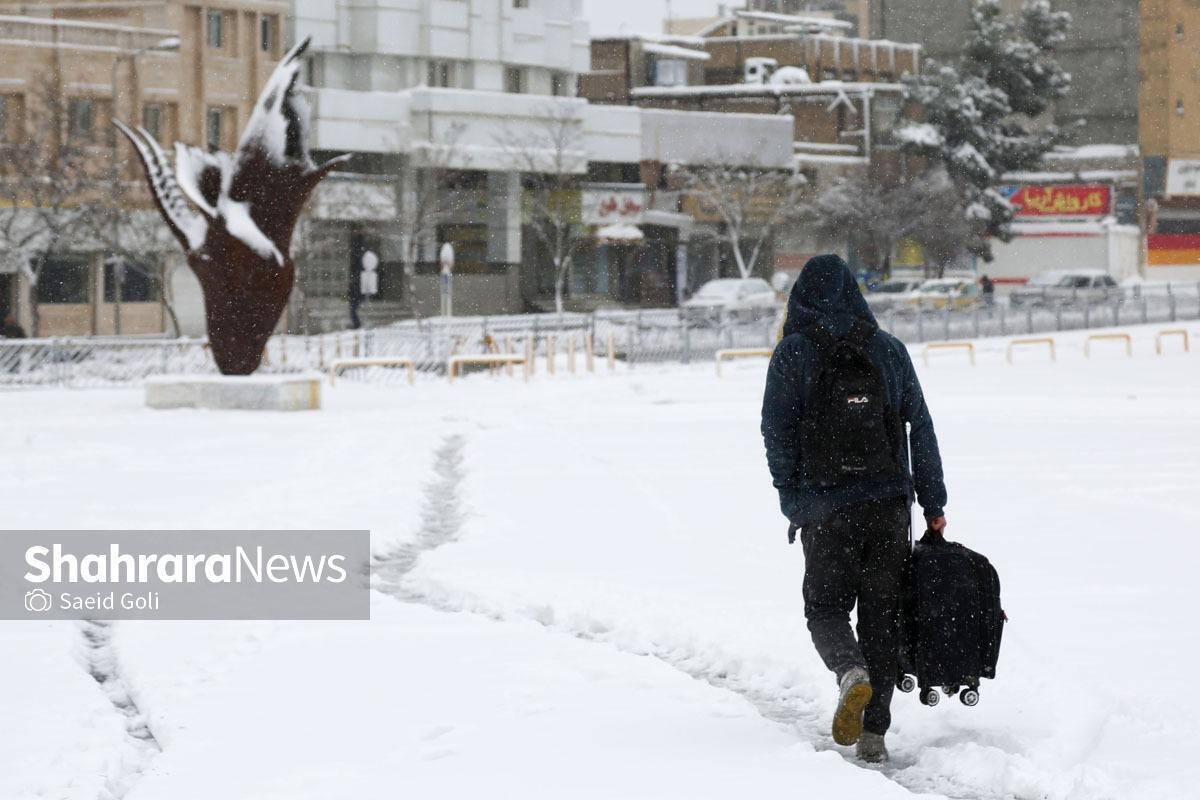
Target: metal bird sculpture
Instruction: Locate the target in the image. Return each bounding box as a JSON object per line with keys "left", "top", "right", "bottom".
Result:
{"left": 115, "top": 36, "right": 348, "bottom": 375}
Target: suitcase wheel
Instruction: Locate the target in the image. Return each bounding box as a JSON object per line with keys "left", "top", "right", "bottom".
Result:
{"left": 919, "top": 687, "right": 940, "bottom": 707}
{"left": 897, "top": 675, "right": 917, "bottom": 693}
{"left": 960, "top": 688, "right": 980, "bottom": 707}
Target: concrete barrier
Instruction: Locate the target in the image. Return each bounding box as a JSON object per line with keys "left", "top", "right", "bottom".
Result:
{"left": 146, "top": 374, "right": 321, "bottom": 411}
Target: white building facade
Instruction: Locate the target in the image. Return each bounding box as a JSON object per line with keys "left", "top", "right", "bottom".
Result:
{"left": 287, "top": 0, "right": 796, "bottom": 327}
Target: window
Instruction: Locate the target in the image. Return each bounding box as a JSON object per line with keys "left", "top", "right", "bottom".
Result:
{"left": 104, "top": 259, "right": 161, "bottom": 303}
{"left": 67, "top": 98, "right": 94, "bottom": 140}
{"left": 513, "top": 0, "right": 529, "bottom": 8}
{"left": 505, "top": 67, "right": 524, "bottom": 94}
{"left": 871, "top": 93, "right": 902, "bottom": 146}
{"left": 36, "top": 256, "right": 90, "bottom": 304}
{"left": 551, "top": 72, "right": 567, "bottom": 96}
{"left": 142, "top": 104, "right": 163, "bottom": 142}
{"left": 0, "top": 94, "right": 22, "bottom": 143}
{"left": 435, "top": 225, "right": 488, "bottom": 273}
{"left": 206, "top": 107, "right": 235, "bottom": 152}
{"left": 206, "top": 107, "right": 221, "bottom": 152}
{"left": 260, "top": 15, "right": 276, "bottom": 54}
{"left": 206, "top": 9, "right": 223, "bottom": 48}
{"left": 650, "top": 59, "right": 687, "bottom": 87}
{"left": 1178, "top": 99, "right": 1186, "bottom": 116}
{"left": 427, "top": 60, "right": 451, "bottom": 87}
{"left": 1177, "top": 22, "right": 1185, "bottom": 41}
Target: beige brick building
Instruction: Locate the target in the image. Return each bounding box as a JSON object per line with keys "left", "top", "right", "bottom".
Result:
{"left": 1140, "top": 0, "right": 1200, "bottom": 277}
{"left": 0, "top": 0, "right": 285, "bottom": 336}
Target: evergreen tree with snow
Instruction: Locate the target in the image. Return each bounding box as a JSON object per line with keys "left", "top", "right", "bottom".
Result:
{"left": 896, "top": 0, "right": 1071, "bottom": 268}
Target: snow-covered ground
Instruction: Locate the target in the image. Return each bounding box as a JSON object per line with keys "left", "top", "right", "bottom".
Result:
{"left": 2, "top": 322, "right": 1198, "bottom": 800}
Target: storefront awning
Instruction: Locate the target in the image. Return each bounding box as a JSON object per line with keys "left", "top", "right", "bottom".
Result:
{"left": 595, "top": 224, "right": 644, "bottom": 243}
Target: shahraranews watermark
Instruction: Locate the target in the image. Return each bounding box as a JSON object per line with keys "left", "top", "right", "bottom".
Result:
{"left": 1, "top": 531, "right": 370, "bottom": 620}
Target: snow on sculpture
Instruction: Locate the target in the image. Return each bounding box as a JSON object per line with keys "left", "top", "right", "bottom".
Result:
{"left": 115, "top": 37, "right": 347, "bottom": 375}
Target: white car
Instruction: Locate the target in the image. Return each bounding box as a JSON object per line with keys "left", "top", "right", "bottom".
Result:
{"left": 1009, "top": 270, "right": 1121, "bottom": 307}
{"left": 682, "top": 278, "right": 780, "bottom": 323}
{"left": 866, "top": 278, "right": 925, "bottom": 313}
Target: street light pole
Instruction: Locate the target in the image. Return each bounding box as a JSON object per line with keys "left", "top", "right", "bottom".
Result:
{"left": 109, "top": 36, "right": 180, "bottom": 335}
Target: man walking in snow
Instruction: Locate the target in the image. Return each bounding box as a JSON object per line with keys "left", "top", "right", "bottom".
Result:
{"left": 761, "top": 254, "right": 947, "bottom": 762}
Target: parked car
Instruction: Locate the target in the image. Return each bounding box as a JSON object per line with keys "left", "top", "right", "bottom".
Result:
{"left": 908, "top": 278, "right": 982, "bottom": 310}
{"left": 1009, "top": 270, "right": 1122, "bottom": 307}
{"left": 865, "top": 278, "right": 925, "bottom": 313}
{"left": 682, "top": 278, "right": 780, "bottom": 323}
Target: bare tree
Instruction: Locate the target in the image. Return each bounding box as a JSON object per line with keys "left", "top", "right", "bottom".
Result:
{"left": 675, "top": 160, "right": 807, "bottom": 279}
{"left": 806, "top": 170, "right": 980, "bottom": 278}
{"left": 80, "top": 151, "right": 184, "bottom": 335}
{"left": 497, "top": 106, "right": 587, "bottom": 314}
{"left": 907, "top": 170, "right": 980, "bottom": 278}
{"left": 398, "top": 121, "right": 470, "bottom": 301}
{"left": 0, "top": 72, "right": 92, "bottom": 335}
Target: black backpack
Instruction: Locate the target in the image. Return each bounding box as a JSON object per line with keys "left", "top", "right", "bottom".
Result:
{"left": 898, "top": 530, "right": 1006, "bottom": 707}
{"left": 800, "top": 320, "right": 903, "bottom": 486}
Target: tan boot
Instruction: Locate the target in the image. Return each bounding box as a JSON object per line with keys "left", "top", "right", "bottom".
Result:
{"left": 832, "top": 666, "right": 872, "bottom": 746}
{"left": 856, "top": 731, "right": 889, "bottom": 763}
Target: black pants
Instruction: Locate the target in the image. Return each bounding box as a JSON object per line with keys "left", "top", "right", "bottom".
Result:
{"left": 801, "top": 495, "right": 910, "bottom": 735}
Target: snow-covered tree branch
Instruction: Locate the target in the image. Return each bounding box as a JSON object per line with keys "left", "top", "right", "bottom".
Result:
{"left": 496, "top": 106, "right": 587, "bottom": 314}
{"left": 0, "top": 71, "right": 94, "bottom": 335}
{"left": 896, "top": 0, "right": 1072, "bottom": 263}
{"left": 675, "top": 160, "right": 806, "bottom": 279}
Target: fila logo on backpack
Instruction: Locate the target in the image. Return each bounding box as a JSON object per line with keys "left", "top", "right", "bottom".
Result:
{"left": 800, "top": 320, "right": 903, "bottom": 486}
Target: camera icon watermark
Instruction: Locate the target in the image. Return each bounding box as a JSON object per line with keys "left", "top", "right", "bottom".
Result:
{"left": 24, "top": 588, "right": 52, "bottom": 613}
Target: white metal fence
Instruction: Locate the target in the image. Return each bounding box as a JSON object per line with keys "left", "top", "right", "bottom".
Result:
{"left": 3, "top": 284, "right": 1198, "bottom": 389}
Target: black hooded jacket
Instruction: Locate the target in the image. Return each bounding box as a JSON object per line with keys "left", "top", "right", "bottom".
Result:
{"left": 760, "top": 254, "right": 946, "bottom": 528}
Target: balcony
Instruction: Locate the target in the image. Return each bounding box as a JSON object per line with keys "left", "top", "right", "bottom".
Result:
{"left": 0, "top": 15, "right": 178, "bottom": 54}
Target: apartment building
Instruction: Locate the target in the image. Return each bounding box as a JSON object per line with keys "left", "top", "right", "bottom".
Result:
{"left": 0, "top": 0, "right": 286, "bottom": 336}
{"left": 580, "top": 14, "right": 920, "bottom": 270}
{"left": 1141, "top": 0, "right": 1200, "bottom": 279}
{"left": 871, "top": 0, "right": 1139, "bottom": 147}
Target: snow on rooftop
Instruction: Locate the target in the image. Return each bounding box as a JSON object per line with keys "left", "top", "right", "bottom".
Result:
{"left": 642, "top": 41, "right": 711, "bottom": 61}
{"left": 595, "top": 223, "right": 644, "bottom": 241}
{"left": 769, "top": 65, "right": 811, "bottom": 86}
{"left": 1003, "top": 169, "right": 1138, "bottom": 184}
{"left": 1048, "top": 144, "right": 1140, "bottom": 160}
{"left": 630, "top": 80, "right": 902, "bottom": 99}
{"left": 733, "top": 9, "right": 853, "bottom": 30}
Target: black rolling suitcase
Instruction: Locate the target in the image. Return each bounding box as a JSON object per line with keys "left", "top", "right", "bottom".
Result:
{"left": 897, "top": 529, "right": 1005, "bottom": 707}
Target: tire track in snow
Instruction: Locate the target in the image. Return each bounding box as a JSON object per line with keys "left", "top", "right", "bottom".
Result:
{"left": 79, "top": 619, "right": 160, "bottom": 800}
{"left": 373, "top": 435, "right": 1016, "bottom": 800}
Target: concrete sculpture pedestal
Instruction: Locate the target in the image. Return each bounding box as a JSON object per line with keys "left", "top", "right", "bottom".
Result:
{"left": 145, "top": 374, "right": 321, "bottom": 412}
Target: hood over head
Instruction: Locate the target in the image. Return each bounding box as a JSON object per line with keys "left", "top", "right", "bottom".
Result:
{"left": 782, "top": 254, "right": 878, "bottom": 338}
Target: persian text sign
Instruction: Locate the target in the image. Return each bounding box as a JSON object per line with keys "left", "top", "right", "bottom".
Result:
{"left": 582, "top": 186, "right": 646, "bottom": 225}
{"left": 1001, "top": 184, "right": 1111, "bottom": 217}
{"left": 0, "top": 530, "right": 370, "bottom": 620}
